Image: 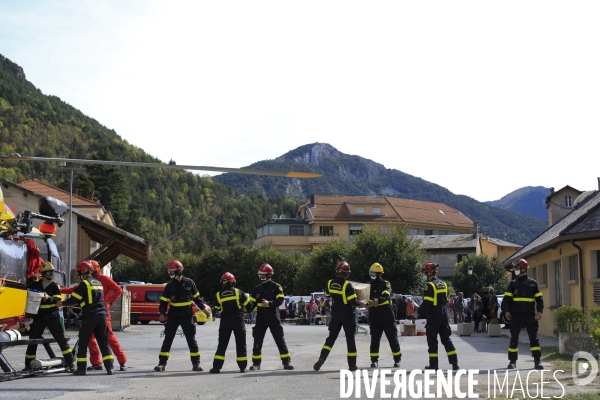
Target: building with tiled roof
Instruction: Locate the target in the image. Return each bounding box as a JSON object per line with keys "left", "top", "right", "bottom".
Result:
{"left": 255, "top": 195, "right": 517, "bottom": 278}
{"left": 503, "top": 180, "right": 600, "bottom": 337}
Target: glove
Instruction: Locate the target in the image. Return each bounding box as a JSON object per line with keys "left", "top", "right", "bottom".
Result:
{"left": 367, "top": 299, "right": 378, "bottom": 308}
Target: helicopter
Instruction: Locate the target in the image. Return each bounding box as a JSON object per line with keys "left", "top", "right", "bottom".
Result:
{"left": 0, "top": 153, "right": 322, "bottom": 379}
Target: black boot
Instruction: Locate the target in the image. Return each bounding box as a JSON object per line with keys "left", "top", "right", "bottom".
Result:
{"left": 424, "top": 365, "right": 438, "bottom": 370}
{"left": 209, "top": 368, "right": 220, "bottom": 373}
{"left": 192, "top": 364, "right": 203, "bottom": 371}
{"left": 452, "top": 364, "right": 460, "bottom": 371}
{"left": 313, "top": 358, "right": 325, "bottom": 371}
{"left": 154, "top": 364, "right": 166, "bottom": 372}
{"left": 507, "top": 362, "right": 516, "bottom": 369}
{"left": 283, "top": 359, "right": 294, "bottom": 370}
{"left": 534, "top": 360, "right": 544, "bottom": 370}
{"left": 249, "top": 364, "right": 261, "bottom": 371}
{"left": 370, "top": 361, "right": 378, "bottom": 368}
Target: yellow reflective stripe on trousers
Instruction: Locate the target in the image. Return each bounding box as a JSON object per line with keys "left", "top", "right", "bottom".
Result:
{"left": 280, "top": 353, "right": 290, "bottom": 359}
{"left": 77, "top": 357, "right": 87, "bottom": 362}
{"left": 252, "top": 355, "right": 262, "bottom": 359}
{"left": 348, "top": 352, "right": 357, "bottom": 357}
{"left": 102, "top": 355, "right": 114, "bottom": 361}
{"left": 392, "top": 350, "right": 402, "bottom": 356}
{"left": 508, "top": 348, "right": 518, "bottom": 352}
{"left": 190, "top": 352, "right": 200, "bottom": 357}
{"left": 25, "top": 354, "right": 36, "bottom": 359}
{"left": 214, "top": 355, "right": 225, "bottom": 360}
{"left": 447, "top": 350, "right": 457, "bottom": 356}
{"left": 429, "top": 353, "right": 438, "bottom": 357}
{"left": 323, "top": 345, "right": 332, "bottom": 351}
{"left": 62, "top": 348, "right": 72, "bottom": 354}
{"left": 530, "top": 346, "right": 541, "bottom": 351}
{"left": 159, "top": 352, "right": 170, "bottom": 356}
{"left": 513, "top": 298, "right": 535, "bottom": 302}
{"left": 171, "top": 301, "right": 192, "bottom": 306}
{"left": 237, "top": 356, "right": 248, "bottom": 361}
{"left": 370, "top": 353, "right": 379, "bottom": 357}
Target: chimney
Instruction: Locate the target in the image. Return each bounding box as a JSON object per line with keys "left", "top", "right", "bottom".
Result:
{"left": 597, "top": 178, "right": 600, "bottom": 191}
{"left": 86, "top": 191, "right": 94, "bottom": 201}
{"left": 74, "top": 189, "right": 78, "bottom": 196}
{"left": 472, "top": 221, "right": 479, "bottom": 239}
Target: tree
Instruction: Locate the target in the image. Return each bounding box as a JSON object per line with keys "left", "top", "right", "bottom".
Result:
{"left": 452, "top": 254, "right": 510, "bottom": 297}
{"left": 348, "top": 225, "right": 426, "bottom": 296}
{"left": 293, "top": 242, "right": 351, "bottom": 294}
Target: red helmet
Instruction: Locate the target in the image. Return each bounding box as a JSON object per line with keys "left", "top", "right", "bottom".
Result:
{"left": 91, "top": 260, "right": 101, "bottom": 273}
{"left": 422, "top": 262, "right": 439, "bottom": 275}
{"left": 336, "top": 261, "right": 350, "bottom": 273}
{"left": 168, "top": 260, "right": 184, "bottom": 272}
{"left": 258, "top": 263, "right": 274, "bottom": 275}
{"left": 258, "top": 263, "right": 273, "bottom": 281}
{"left": 77, "top": 260, "right": 94, "bottom": 273}
{"left": 512, "top": 258, "right": 529, "bottom": 269}
{"left": 221, "top": 272, "right": 236, "bottom": 284}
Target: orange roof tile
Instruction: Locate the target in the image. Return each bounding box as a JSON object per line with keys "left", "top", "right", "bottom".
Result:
{"left": 17, "top": 179, "right": 100, "bottom": 207}
{"left": 308, "top": 195, "right": 473, "bottom": 228}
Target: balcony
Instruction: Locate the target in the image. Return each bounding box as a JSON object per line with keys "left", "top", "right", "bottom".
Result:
{"left": 308, "top": 234, "right": 340, "bottom": 244}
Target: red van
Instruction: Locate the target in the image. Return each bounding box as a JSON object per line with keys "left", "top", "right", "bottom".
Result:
{"left": 127, "top": 284, "right": 211, "bottom": 325}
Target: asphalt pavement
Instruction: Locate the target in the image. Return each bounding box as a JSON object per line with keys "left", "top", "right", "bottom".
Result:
{"left": 0, "top": 321, "right": 560, "bottom": 400}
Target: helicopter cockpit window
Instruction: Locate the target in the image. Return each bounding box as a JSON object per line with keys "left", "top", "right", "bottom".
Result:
{"left": 33, "top": 237, "right": 64, "bottom": 286}
{"left": 0, "top": 238, "right": 28, "bottom": 283}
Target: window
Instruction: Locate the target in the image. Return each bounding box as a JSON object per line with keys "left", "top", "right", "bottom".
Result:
{"left": 372, "top": 207, "right": 382, "bottom": 214}
{"left": 425, "top": 230, "right": 433, "bottom": 236}
{"left": 145, "top": 291, "right": 163, "bottom": 302}
{"left": 565, "top": 196, "right": 572, "bottom": 207}
{"left": 554, "top": 260, "right": 562, "bottom": 307}
{"left": 289, "top": 225, "right": 304, "bottom": 236}
{"left": 319, "top": 226, "right": 333, "bottom": 236}
{"left": 569, "top": 255, "right": 578, "bottom": 281}
{"left": 541, "top": 264, "right": 548, "bottom": 285}
{"left": 531, "top": 267, "right": 537, "bottom": 281}
{"left": 356, "top": 207, "right": 365, "bottom": 214}
{"left": 457, "top": 254, "right": 468, "bottom": 263}
{"left": 268, "top": 225, "right": 273, "bottom": 235}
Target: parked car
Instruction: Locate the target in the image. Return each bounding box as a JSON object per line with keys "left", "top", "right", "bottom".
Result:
{"left": 127, "top": 284, "right": 211, "bottom": 325}
{"left": 358, "top": 307, "right": 368, "bottom": 323}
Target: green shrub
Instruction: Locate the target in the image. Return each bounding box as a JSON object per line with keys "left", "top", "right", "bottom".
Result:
{"left": 589, "top": 309, "right": 600, "bottom": 351}
{"left": 489, "top": 318, "right": 500, "bottom": 324}
{"left": 555, "top": 305, "right": 588, "bottom": 333}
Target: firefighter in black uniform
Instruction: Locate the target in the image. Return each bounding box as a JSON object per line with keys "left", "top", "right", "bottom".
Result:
{"left": 23, "top": 261, "right": 75, "bottom": 372}
{"left": 414, "top": 261, "right": 459, "bottom": 370}
{"left": 209, "top": 272, "right": 252, "bottom": 373}
{"left": 367, "top": 263, "right": 402, "bottom": 368}
{"left": 154, "top": 260, "right": 211, "bottom": 372}
{"left": 57, "top": 260, "right": 115, "bottom": 375}
{"left": 313, "top": 261, "right": 365, "bottom": 372}
{"left": 504, "top": 258, "right": 544, "bottom": 370}
{"left": 248, "top": 263, "right": 294, "bottom": 371}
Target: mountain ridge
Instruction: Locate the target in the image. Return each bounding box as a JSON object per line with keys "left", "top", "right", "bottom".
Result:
{"left": 214, "top": 143, "right": 548, "bottom": 245}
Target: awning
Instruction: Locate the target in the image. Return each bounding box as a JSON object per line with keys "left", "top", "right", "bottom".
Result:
{"left": 74, "top": 209, "right": 151, "bottom": 265}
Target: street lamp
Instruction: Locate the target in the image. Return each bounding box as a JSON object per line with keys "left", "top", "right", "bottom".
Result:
{"left": 467, "top": 266, "right": 473, "bottom": 298}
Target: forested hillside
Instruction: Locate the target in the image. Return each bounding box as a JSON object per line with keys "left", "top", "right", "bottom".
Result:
{"left": 215, "top": 143, "right": 548, "bottom": 245}
{"left": 0, "top": 54, "right": 302, "bottom": 260}
{"left": 485, "top": 186, "right": 549, "bottom": 221}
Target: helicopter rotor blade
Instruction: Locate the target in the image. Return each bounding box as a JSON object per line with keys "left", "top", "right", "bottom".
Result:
{"left": 0, "top": 155, "right": 322, "bottom": 179}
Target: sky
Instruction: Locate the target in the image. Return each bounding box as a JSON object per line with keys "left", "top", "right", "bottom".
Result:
{"left": 0, "top": 1, "right": 599, "bottom": 202}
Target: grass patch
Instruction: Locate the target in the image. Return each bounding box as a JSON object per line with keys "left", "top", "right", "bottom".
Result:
{"left": 542, "top": 346, "right": 572, "bottom": 372}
